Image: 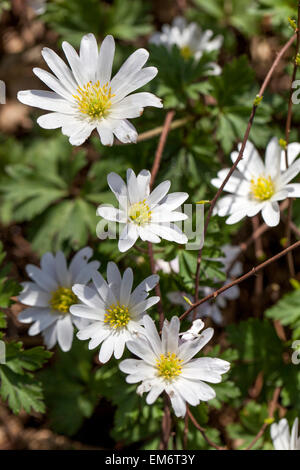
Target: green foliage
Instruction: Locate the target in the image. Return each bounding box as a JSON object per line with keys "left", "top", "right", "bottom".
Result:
{"left": 227, "top": 400, "right": 272, "bottom": 449}
{"left": 265, "top": 287, "right": 300, "bottom": 340}
{"left": 43, "top": 0, "right": 153, "bottom": 46}
{"left": 0, "top": 242, "right": 51, "bottom": 414}
{"left": 190, "top": 0, "right": 263, "bottom": 37}
{"left": 0, "top": 344, "right": 51, "bottom": 414}
{"left": 226, "top": 319, "right": 285, "bottom": 393}
{"left": 39, "top": 340, "right": 100, "bottom": 436}
{"left": 94, "top": 362, "right": 163, "bottom": 447}
{"left": 150, "top": 44, "right": 219, "bottom": 108}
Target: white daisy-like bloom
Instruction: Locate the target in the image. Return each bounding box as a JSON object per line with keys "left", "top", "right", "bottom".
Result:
{"left": 271, "top": 418, "right": 300, "bottom": 450}
{"left": 17, "top": 33, "right": 162, "bottom": 146}
{"left": 18, "top": 247, "right": 100, "bottom": 352}
{"left": 167, "top": 244, "right": 242, "bottom": 325}
{"left": 149, "top": 16, "right": 223, "bottom": 75}
{"left": 119, "top": 315, "right": 230, "bottom": 418}
{"left": 211, "top": 138, "right": 300, "bottom": 227}
{"left": 70, "top": 263, "right": 160, "bottom": 363}
{"left": 97, "top": 169, "right": 189, "bottom": 252}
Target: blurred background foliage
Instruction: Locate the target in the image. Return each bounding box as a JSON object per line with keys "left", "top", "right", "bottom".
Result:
{"left": 0, "top": 0, "right": 299, "bottom": 450}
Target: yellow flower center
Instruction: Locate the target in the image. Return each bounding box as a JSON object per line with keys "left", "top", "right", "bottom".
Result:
{"left": 156, "top": 353, "right": 183, "bottom": 380}
{"left": 73, "top": 81, "right": 115, "bottom": 118}
{"left": 50, "top": 287, "right": 78, "bottom": 314}
{"left": 104, "top": 303, "right": 130, "bottom": 329}
{"left": 250, "top": 176, "right": 275, "bottom": 201}
{"left": 180, "top": 45, "right": 193, "bottom": 60}
{"left": 128, "top": 200, "right": 152, "bottom": 225}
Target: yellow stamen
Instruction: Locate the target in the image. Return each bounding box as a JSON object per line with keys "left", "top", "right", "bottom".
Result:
{"left": 50, "top": 287, "right": 78, "bottom": 314}
{"left": 180, "top": 45, "right": 193, "bottom": 60}
{"left": 73, "top": 80, "right": 115, "bottom": 118}
{"left": 156, "top": 352, "right": 183, "bottom": 380}
{"left": 250, "top": 175, "right": 275, "bottom": 201}
{"left": 104, "top": 303, "right": 130, "bottom": 329}
{"left": 128, "top": 200, "right": 152, "bottom": 225}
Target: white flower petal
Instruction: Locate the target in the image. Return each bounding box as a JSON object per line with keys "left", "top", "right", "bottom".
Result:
{"left": 57, "top": 315, "right": 74, "bottom": 352}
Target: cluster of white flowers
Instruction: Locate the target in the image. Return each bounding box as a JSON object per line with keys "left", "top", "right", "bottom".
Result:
{"left": 18, "top": 249, "right": 230, "bottom": 417}
{"left": 16, "top": 22, "right": 300, "bottom": 431}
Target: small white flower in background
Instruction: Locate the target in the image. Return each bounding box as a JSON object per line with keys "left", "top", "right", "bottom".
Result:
{"left": 70, "top": 263, "right": 160, "bottom": 363}
{"left": 119, "top": 315, "right": 230, "bottom": 418}
{"left": 17, "top": 34, "right": 162, "bottom": 146}
{"left": 179, "top": 319, "right": 205, "bottom": 342}
{"left": 280, "top": 142, "right": 300, "bottom": 170}
{"left": 18, "top": 248, "right": 100, "bottom": 352}
{"left": 27, "top": 0, "right": 47, "bottom": 15}
{"left": 271, "top": 418, "right": 300, "bottom": 450}
{"left": 149, "top": 16, "right": 223, "bottom": 75}
{"left": 97, "top": 168, "right": 189, "bottom": 252}
{"left": 167, "top": 244, "right": 242, "bottom": 325}
{"left": 211, "top": 138, "right": 300, "bottom": 227}
{"left": 155, "top": 257, "right": 180, "bottom": 274}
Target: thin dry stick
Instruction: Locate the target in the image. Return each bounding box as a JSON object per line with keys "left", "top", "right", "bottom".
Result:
{"left": 183, "top": 407, "right": 189, "bottom": 449}
{"left": 246, "top": 387, "right": 281, "bottom": 450}
{"left": 148, "top": 110, "right": 176, "bottom": 330}
{"left": 150, "top": 110, "right": 175, "bottom": 188}
{"left": 148, "top": 242, "right": 164, "bottom": 329}
{"left": 159, "top": 395, "right": 172, "bottom": 450}
{"left": 284, "top": 1, "right": 300, "bottom": 277}
{"left": 187, "top": 408, "right": 226, "bottom": 450}
{"left": 180, "top": 238, "right": 300, "bottom": 321}
{"left": 147, "top": 110, "right": 175, "bottom": 450}
{"left": 251, "top": 216, "right": 264, "bottom": 316}
{"left": 193, "top": 33, "right": 297, "bottom": 302}
{"left": 227, "top": 200, "right": 290, "bottom": 276}
{"left": 137, "top": 116, "right": 192, "bottom": 143}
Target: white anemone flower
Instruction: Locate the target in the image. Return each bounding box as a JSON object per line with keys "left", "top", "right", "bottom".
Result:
{"left": 280, "top": 142, "right": 300, "bottom": 170}
{"left": 70, "top": 263, "right": 160, "bottom": 363}
{"left": 149, "top": 16, "right": 223, "bottom": 75}
{"left": 97, "top": 169, "right": 189, "bottom": 252}
{"left": 18, "top": 247, "right": 100, "bottom": 352}
{"left": 271, "top": 418, "right": 300, "bottom": 450}
{"left": 17, "top": 33, "right": 162, "bottom": 146}
{"left": 211, "top": 138, "right": 300, "bottom": 227}
{"left": 119, "top": 315, "right": 230, "bottom": 418}
{"left": 167, "top": 244, "right": 242, "bottom": 325}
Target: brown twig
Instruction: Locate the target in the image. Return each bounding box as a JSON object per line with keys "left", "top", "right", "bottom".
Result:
{"left": 180, "top": 238, "right": 300, "bottom": 321}
{"left": 246, "top": 387, "right": 281, "bottom": 450}
{"left": 193, "top": 33, "right": 297, "bottom": 303}
{"left": 136, "top": 115, "right": 192, "bottom": 143}
{"left": 252, "top": 216, "right": 264, "bottom": 316}
{"left": 150, "top": 110, "right": 175, "bottom": 189}
{"left": 148, "top": 111, "right": 175, "bottom": 451}
{"left": 227, "top": 200, "right": 290, "bottom": 276}
{"left": 187, "top": 408, "right": 226, "bottom": 450}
